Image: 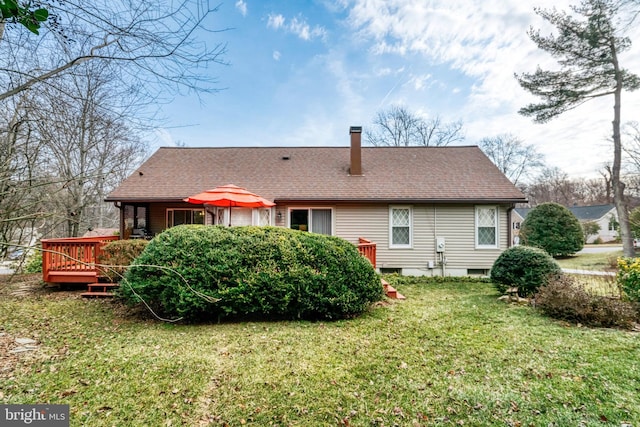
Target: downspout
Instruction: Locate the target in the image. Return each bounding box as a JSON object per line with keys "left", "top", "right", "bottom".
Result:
{"left": 435, "top": 205, "right": 445, "bottom": 277}
{"left": 113, "top": 202, "right": 123, "bottom": 240}
{"left": 507, "top": 205, "right": 514, "bottom": 248}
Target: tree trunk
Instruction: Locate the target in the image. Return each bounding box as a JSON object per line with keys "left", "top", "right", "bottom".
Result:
{"left": 611, "top": 38, "right": 634, "bottom": 257}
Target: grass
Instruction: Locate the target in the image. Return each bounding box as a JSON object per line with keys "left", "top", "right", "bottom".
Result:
{"left": 555, "top": 248, "right": 623, "bottom": 296}
{"left": 555, "top": 250, "right": 622, "bottom": 271}
{"left": 1, "top": 275, "right": 639, "bottom": 426}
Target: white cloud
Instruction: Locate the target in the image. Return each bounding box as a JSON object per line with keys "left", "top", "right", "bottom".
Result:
{"left": 266, "top": 13, "right": 326, "bottom": 41}
{"left": 235, "top": 0, "right": 247, "bottom": 17}
{"left": 267, "top": 13, "right": 286, "bottom": 30}
{"left": 408, "top": 73, "right": 432, "bottom": 91}
{"left": 273, "top": 50, "right": 281, "bottom": 61}
{"left": 342, "top": 0, "right": 640, "bottom": 177}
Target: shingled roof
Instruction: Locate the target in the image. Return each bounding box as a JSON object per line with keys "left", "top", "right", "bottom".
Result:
{"left": 515, "top": 204, "right": 616, "bottom": 221}
{"left": 106, "top": 145, "right": 526, "bottom": 204}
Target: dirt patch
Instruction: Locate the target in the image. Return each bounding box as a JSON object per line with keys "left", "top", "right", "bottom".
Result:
{"left": 0, "top": 273, "right": 84, "bottom": 300}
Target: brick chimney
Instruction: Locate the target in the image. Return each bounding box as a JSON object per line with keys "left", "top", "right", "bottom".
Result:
{"left": 350, "top": 126, "right": 362, "bottom": 176}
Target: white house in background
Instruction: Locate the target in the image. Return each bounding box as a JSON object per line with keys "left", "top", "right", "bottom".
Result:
{"left": 513, "top": 204, "right": 618, "bottom": 244}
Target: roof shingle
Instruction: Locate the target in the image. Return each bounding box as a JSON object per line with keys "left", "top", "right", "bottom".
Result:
{"left": 106, "top": 146, "right": 527, "bottom": 203}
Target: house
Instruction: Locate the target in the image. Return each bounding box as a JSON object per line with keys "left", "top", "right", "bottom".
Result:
{"left": 513, "top": 204, "right": 618, "bottom": 244}
{"left": 105, "top": 127, "right": 526, "bottom": 276}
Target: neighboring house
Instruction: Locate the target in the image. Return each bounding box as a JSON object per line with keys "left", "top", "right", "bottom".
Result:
{"left": 513, "top": 204, "right": 618, "bottom": 244}
{"left": 106, "top": 127, "right": 526, "bottom": 276}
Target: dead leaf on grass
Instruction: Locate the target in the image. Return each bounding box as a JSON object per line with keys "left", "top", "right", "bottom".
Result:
{"left": 59, "top": 389, "right": 77, "bottom": 397}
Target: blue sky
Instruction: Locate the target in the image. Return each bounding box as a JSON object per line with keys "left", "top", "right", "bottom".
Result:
{"left": 156, "top": 0, "right": 640, "bottom": 179}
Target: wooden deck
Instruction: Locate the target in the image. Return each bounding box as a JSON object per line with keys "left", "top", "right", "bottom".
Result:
{"left": 42, "top": 235, "right": 119, "bottom": 284}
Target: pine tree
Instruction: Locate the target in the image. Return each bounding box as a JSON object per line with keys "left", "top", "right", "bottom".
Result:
{"left": 516, "top": 0, "right": 640, "bottom": 256}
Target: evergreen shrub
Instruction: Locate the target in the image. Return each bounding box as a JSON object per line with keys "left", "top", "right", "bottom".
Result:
{"left": 118, "top": 225, "right": 382, "bottom": 321}
{"left": 490, "top": 245, "right": 561, "bottom": 297}
{"left": 520, "top": 202, "right": 584, "bottom": 257}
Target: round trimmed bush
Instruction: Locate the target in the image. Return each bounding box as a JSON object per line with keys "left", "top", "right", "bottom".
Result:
{"left": 520, "top": 202, "right": 584, "bottom": 257}
{"left": 118, "top": 225, "right": 383, "bottom": 321}
{"left": 490, "top": 245, "right": 562, "bottom": 297}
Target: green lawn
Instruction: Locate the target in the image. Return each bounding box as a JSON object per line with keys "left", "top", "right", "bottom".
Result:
{"left": 555, "top": 249, "right": 623, "bottom": 271}
{"left": 1, "top": 275, "right": 639, "bottom": 426}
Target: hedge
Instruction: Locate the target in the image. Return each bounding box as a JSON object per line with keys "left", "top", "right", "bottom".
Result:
{"left": 118, "top": 225, "right": 383, "bottom": 321}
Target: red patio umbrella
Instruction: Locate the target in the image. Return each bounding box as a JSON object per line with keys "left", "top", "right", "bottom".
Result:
{"left": 184, "top": 184, "right": 275, "bottom": 226}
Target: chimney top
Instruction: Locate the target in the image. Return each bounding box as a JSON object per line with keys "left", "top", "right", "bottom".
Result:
{"left": 350, "top": 125, "right": 362, "bottom": 176}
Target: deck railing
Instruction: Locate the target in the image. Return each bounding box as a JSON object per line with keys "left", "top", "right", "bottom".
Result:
{"left": 357, "top": 237, "right": 377, "bottom": 268}
{"left": 42, "top": 235, "right": 119, "bottom": 283}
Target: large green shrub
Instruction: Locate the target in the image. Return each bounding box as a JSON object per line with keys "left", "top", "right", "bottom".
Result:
{"left": 520, "top": 202, "right": 584, "bottom": 257}
{"left": 490, "top": 245, "right": 562, "bottom": 297}
{"left": 98, "top": 239, "right": 149, "bottom": 282}
{"left": 118, "top": 225, "right": 383, "bottom": 321}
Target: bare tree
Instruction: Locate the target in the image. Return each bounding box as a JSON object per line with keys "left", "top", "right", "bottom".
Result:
{"left": 0, "top": 0, "right": 228, "bottom": 102}
{"left": 365, "top": 105, "right": 465, "bottom": 147}
{"left": 33, "top": 63, "right": 148, "bottom": 237}
{"left": 522, "top": 167, "right": 575, "bottom": 206}
{"left": 515, "top": 0, "right": 640, "bottom": 256}
{"left": 522, "top": 167, "right": 613, "bottom": 207}
{"left": 414, "top": 116, "right": 465, "bottom": 147}
{"left": 0, "top": 93, "right": 51, "bottom": 258}
{"left": 1, "top": 0, "right": 227, "bottom": 247}
{"left": 478, "top": 134, "right": 545, "bottom": 185}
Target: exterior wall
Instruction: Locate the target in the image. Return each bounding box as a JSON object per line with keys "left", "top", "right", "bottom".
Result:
{"left": 334, "top": 203, "right": 509, "bottom": 276}
{"left": 147, "top": 202, "right": 210, "bottom": 236}
{"left": 143, "top": 201, "right": 510, "bottom": 276}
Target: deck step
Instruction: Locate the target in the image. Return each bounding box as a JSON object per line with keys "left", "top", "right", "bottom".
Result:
{"left": 87, "top": 283, "right": 119, "bottom": 292}
{"left": 82, "top": 282, "right": 119, "bottom": 298}
{"left": 381, "top": 279, "right": 406, "bottom": 300}
{"left": 81, "top": 291, "right": 116, "bottom": 298}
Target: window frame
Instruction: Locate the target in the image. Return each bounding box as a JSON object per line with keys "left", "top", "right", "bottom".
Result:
{"left": 287, "top": 207, "right": 334, "bottom": 235}
{"left": 253, "top": 208, "right": 272, "bottom": 226}
{"left": 166, "top": 208, "right": 205, "bottom": 228}
{"left": 475, "top": 205, "right": 499, "bottom": 249}
{"left": 123, "top": 203, "right": 149, "bottom": 230}
{"left": 389, "top": 205, "right": 413, "bottom": 249}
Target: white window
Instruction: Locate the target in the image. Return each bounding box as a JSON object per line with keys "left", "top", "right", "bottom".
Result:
{"left": 166, "top": 209, "right": 205, "bottom": 227}
{"left": 389, "top": 206, "right": 412, "bottom": 248}
{"left": 289, "top": 208, "right": 333, "bottom": 235}
{"left": 255, "top": 208, "right": 271, "bottom": 226}
{"left": 211, "top": 207, "right": 272, "bottom": 226}
{"left": 476, "top": 206, "right": 498, "bottom": 249}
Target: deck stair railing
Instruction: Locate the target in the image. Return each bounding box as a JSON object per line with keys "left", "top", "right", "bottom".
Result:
{"left": 357, "top": 237, "right": 377, "bottom": 268}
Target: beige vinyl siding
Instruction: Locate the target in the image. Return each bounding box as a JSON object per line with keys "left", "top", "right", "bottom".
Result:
{"left": 334, "top": 204, "right": 436, "bottom": 273}
{"left": 336, "top": 203, "right": 509, "bottom": 275}
{"left": 433, "top": 205, "right": 507, "bottom": 271}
